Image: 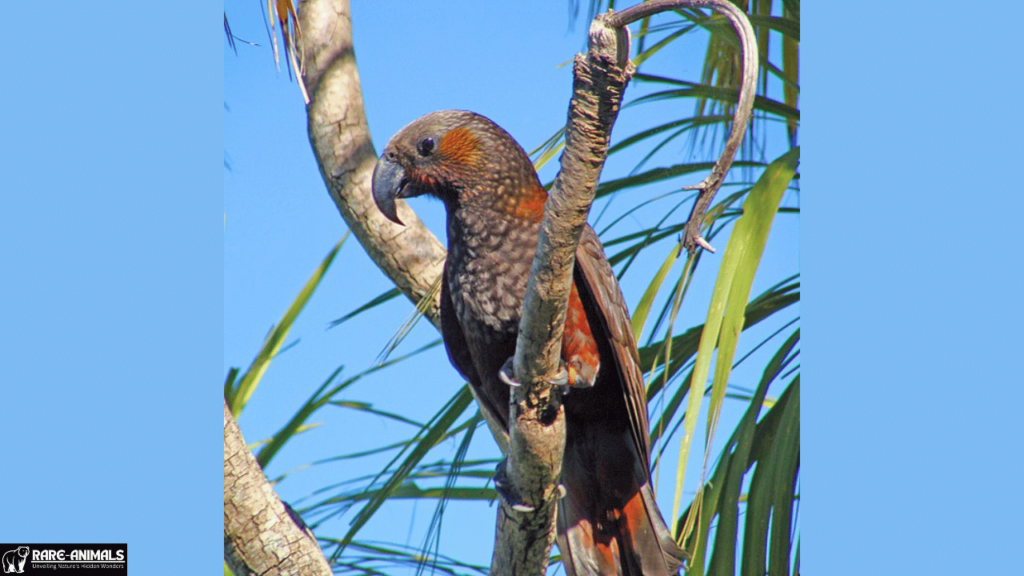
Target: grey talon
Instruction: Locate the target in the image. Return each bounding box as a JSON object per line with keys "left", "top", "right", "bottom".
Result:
{"left": 493, "top": 458, "right": 536, "bottom": 513}
{"left": 548, "top": 365, "right": 570, "bottom": 389}
{"left": 498, "top": 357, "right": 520, "bottom": 387}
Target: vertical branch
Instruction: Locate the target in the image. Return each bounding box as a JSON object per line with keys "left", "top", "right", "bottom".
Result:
{"left": 492, "top": 14, "right": 633, "bottom": 576}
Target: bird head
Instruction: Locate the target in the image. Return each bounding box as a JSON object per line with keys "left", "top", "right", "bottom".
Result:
{"left": 372, "top": 110, "right": 545, "bottom": 225}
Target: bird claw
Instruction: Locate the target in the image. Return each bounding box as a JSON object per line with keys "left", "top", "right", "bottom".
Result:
{"left": 499, "top": 357, "right": 571, "bottom": 390}
{"left": 494, "top": 459, "right": 535, "bottom": 513}
{"left": 498, "top": 357, "right": 520, "bottom": 387}
{"left": 499, "top": 357, "right": 576, "bottom": 402}
{"left": 548, "top": 364, "right": 570, "bottom": 389}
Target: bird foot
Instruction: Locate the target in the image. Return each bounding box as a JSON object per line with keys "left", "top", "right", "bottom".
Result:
{"left": 493, "top": 458, "right": 535, "bottom": 513}
{"left": 498, "top": 357, "right": 520, "bottom": 387}
{"left": 548, "top": 364, "right": 570, "bottom": 389}
{"left": 498, "top": 357, "right": 571, "bottom": 391}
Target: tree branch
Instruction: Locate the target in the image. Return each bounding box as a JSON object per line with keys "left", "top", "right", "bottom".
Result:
{"left": 297, "top": 0, "right": 511, "bottom": 456}
{"left": 299, "top": 0, "right": 447, "bottom": 328}
{"left": 224, "top": 401, "right": 333, "bottom": 576}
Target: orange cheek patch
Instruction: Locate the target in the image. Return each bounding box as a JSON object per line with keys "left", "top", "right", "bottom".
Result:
{"left": 438, "top": 127, "right": 480, "bottom": 167}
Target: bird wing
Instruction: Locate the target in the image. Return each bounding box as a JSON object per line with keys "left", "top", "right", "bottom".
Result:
{"left": 573, "top": 224, "right": 652, "bottom": 471}
{"left": 440, "top": 273, "right": 512, "bottom": 448}
{"left": 439, "top": 274, "right": 478, "bottom": 387}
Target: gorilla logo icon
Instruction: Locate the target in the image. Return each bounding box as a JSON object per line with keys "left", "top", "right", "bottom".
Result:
{"left": 1, "top": 546, "right": 28, "bottom": 574}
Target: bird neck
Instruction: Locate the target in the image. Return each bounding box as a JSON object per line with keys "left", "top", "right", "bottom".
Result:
{"left": 445, "top": 196, "right": 543, "bottom": 262}
{"left": 446, "top": 179, "right": 548, "bottom": 224}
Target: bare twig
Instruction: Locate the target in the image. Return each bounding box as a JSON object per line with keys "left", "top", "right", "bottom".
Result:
{"left": 610, "top": 0, "right": 759, "bottom": 255}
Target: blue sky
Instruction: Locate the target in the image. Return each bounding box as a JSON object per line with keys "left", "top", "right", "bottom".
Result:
{"left": 1, "top": 2, "right": 1022, "bottom": 575}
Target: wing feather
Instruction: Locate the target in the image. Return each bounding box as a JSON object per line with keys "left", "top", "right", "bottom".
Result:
{"left": 441, "top": 275, "right": 510, "bottom": 450}
{"left": 573, "top": 225, "right": 652, "bottom": 471}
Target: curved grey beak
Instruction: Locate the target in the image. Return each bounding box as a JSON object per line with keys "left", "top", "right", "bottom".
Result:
{"left": 371, "top": 156, "right": 407, "bottom": 225}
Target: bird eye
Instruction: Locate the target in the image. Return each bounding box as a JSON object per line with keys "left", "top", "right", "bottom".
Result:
{"left": 417, "top": 137, "right": 435, "bottom": 157}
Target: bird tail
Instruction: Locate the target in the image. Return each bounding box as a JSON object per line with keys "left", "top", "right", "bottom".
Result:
{"left": 556, "top": 434, "right": 686, "bottom": 576}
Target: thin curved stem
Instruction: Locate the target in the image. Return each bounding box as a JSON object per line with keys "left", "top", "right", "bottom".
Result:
{"left": 611, "top": 0, "right": 759, "bottom": 254}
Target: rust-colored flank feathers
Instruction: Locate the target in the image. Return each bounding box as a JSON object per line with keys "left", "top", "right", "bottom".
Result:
{"left": 512, "top": 182, "right": 548, "bottom": 222}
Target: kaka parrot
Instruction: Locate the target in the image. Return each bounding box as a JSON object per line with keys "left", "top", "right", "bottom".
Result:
{"left": 372, "top": 110, "right": 685, "bottom": 576}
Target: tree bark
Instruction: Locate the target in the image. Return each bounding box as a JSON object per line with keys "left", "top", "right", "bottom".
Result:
{"left": 224, "top": 402, "right": 333, "bottom": 576}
